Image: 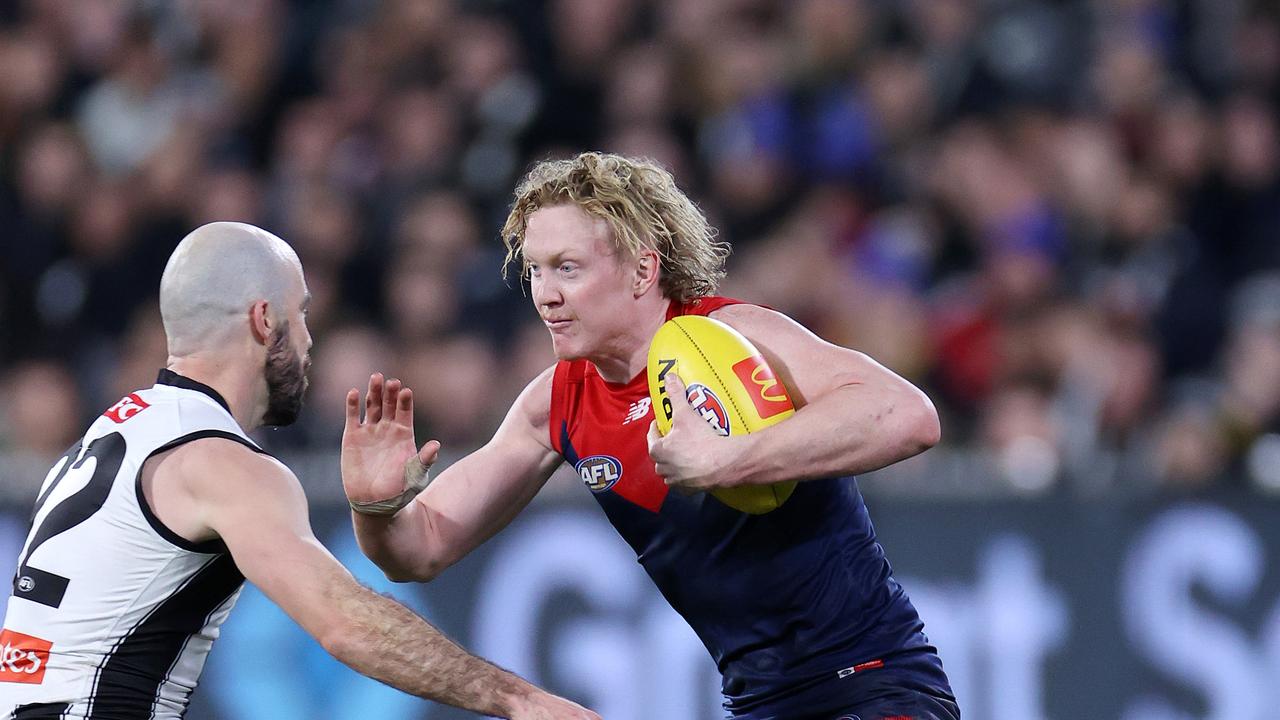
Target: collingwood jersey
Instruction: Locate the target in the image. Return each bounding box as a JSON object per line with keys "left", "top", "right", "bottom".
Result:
{"left": 0, "top": 370, "right": 262, "bottom": 719}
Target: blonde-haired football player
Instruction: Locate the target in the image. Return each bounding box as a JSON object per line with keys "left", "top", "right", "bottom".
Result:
{"left": 344, "top": 153, "right": 960, "bottom": 719}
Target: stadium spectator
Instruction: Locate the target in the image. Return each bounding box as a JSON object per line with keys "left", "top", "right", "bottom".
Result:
{"left": 0, "top": 0, "right": 1276, "bottom": 496}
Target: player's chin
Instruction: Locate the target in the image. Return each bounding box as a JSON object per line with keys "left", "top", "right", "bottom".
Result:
{"left": 549, "top": 336, "right": 585, "bottom": 361}
{"left": 552, "top": 348, "right": 585, "bottom": 362}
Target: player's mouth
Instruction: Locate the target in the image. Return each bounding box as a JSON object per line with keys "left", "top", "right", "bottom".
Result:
{"left": 543, "top": 317, "right": 573, "bottom": 332}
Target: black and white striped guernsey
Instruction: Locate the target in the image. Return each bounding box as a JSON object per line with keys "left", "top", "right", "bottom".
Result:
{"left": 0, "top": 370, "right": 264, "bottom": 719}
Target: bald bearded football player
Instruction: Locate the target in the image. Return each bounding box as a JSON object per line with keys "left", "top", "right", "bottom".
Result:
{"left": 0, "top": 223, "right": 597, "bottom": 720}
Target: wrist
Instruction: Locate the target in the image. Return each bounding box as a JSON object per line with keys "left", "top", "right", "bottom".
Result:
{"left": 717, "top": 435, "right": 759, "bottom": 488}
{"left": 352, "top": 494, "right": 419, "bottom": 526}
{"left": 711, "top": 430, "right": 747, "bottom": 486}
{"left": 351, "top": 507, "right": 400, "bottom": 530}
{"left": 494, "top": 678, "right": 537, "bottom": 718}
{"left": 349, "top": 455, "right": 433, "bottom": 516}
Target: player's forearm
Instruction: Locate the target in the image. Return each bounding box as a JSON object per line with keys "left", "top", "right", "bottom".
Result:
{"left": 319, "top": 583, "right": 540, "bottom": 716}
{"left": 351, "top": 500, "right": 444, "bottom": 582}
{"left": 728, "top": 381, "right": 940, "bottom": 486}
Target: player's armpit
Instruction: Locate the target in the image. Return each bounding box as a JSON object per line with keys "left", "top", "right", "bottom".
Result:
{"left": 158, "top": 438, "right": 356, "bottom": 632}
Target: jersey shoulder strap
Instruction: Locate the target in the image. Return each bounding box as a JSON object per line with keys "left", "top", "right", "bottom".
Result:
{"left": 117, "top": 377, "right": 269, "bottom": 554}
{"left": 549, "top": 360, "right": 588, "bottom": 456}
{"left": 669, "top": 295, "right": 746, "bottom": 319}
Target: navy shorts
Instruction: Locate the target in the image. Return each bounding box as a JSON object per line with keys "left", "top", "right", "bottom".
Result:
{"left": 823, "top": 687, "right": 961, "bottom": 720}
{"left": 728, "top": 650, "right": 960, "bottom": 720}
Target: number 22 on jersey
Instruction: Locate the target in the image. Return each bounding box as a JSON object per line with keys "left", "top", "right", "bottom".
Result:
{"left": 13, "top": 433, "right": 127, "bottom": 609}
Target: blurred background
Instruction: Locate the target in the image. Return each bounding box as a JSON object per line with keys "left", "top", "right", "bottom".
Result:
{"left": 1, "top": 0, "right": 1278, "bottom": 718}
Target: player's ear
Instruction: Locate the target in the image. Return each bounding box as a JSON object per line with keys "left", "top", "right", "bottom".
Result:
{"left": 248, "top": 299, "right": 272, "bottom": 345}
{"left": 634, "top": 250, "right": 660, "bottom": 297}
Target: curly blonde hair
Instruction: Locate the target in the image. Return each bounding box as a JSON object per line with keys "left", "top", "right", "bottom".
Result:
{"left": 501, "top": 152, "right": 729, "bottom": 303}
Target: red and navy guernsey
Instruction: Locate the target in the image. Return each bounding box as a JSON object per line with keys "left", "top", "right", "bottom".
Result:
{"left": 548, "top": 296, "right": 956, "bottom": 718}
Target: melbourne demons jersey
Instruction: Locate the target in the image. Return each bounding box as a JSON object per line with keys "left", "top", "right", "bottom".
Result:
{"left": 0, "top": 370, "right": 259, "bottom": 720}
{"left": 550, "top": 297, "right": 953, "bottom": 718}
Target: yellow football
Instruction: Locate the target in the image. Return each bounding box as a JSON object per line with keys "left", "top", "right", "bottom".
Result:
{"left": 647, "top": 315, "right": 797, "bottom": 514}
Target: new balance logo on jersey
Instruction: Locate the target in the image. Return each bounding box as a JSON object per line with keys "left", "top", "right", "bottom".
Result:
{"left": 104, "top": 393, "right": 151, "bottom": 424}
{"left": 622, "top": 397, "right": 651, "bottom": 425}
{"left": 0, "top": 628, "right": 52, "bottom": 684}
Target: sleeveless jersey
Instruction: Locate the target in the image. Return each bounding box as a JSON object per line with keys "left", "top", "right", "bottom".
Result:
{"left": 0, "top": 370, "right": 262, "bottom": 720}
{"left": 549, "top": 297, "right": 954, "bottom": 718}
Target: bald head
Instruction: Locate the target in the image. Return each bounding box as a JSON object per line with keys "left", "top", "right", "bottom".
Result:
{"left": 160, "top": 222, "right": 305, "bottom": 357}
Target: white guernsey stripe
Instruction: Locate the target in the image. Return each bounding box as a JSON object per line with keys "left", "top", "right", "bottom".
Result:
{"left": 0, "top": 372, "right": 260, "bottom": 719}
{"left": 85, "top": 555, "right": 243, "bottom": 719}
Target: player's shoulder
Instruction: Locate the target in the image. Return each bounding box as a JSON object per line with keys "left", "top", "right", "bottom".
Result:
{"left": 707, "top": 301, "right": 772, "bottom": 323}
{"left": 112, "top": 383, "right": 250, "bottom": 441}
{"left": 514, "top": 364, "right": 557, "bottom": 427}
{"left": 158, "top": 435, "right": 295, "bottom": 496}
{"left": 706, "top": 302, "right": 835, "bottom": 368}
{"left": 708, "top": 302, "right": 803, "bottom": 335}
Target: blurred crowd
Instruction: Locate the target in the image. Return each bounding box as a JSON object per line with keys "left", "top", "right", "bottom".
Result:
{"left": 1, "top": 0, "right": 1278, "bottom": 496}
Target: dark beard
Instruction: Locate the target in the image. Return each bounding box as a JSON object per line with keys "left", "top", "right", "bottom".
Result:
{"left": 262, "top": 321, "right": 308, "bottom": 427}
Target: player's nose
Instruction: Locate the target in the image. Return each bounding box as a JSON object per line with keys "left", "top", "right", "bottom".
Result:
{"left": 532, "top": 275, "right": 562, "bottom": 307}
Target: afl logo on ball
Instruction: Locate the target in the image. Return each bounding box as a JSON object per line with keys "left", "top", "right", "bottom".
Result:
{"left": 686, "top": 384, "right": 730, "bottom": 436}
{"left": 576, "top": 455, "right": 623, "bottom": 493}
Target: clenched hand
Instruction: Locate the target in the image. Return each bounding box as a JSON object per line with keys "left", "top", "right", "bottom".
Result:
{"left": 647, "top": 374, "right": 748, "bottom": 492}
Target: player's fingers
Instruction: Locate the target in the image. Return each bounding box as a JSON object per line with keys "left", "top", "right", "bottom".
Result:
{"left": 366, "top": 373, "right": 384, "bottom": 423}
{"left": 666, "top": 374, "right": 695, "bottom": 421}
{"left": 418, "top": 439, "right": 441, "bottom": 467}
{"left": 646, "top": 419, "right": 663, "bottom": 453}
{"left": 344, "top": 389, "right": 361, "bottom": 430}
{"left": 666, "top": 373, "right": 685, "bottom": 396}
{"left": 396, "top": 387, "right": 415, "bottom": 427}
{"left": 383, "top": 378, "right": 401, "bottom": 422}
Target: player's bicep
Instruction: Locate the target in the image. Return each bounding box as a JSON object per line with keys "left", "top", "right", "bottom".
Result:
{"left": 713, "top": 305, "right": 938, "bottom": 447}
{"left": 181, "top": 444, "right": 353, "bottom": 631}
{"left": 712, "top": 304, "right": 881, "bottom": 406}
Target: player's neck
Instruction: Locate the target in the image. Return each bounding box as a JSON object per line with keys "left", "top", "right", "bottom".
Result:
{"left": 591, "top": 298, "right": 671, "bottom": 384}
{"left": 166, "top": 355, "right": 265, "bottom": 432}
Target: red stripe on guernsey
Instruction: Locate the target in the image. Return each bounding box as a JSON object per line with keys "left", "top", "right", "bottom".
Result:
{"left": 613, "top": 462, "right": 668, "bottom": 513}
{"left": 853, "top": 659, "right": 884, "bottom": 672}
{"left": 667, "top": 296, "right": 744, "bottom": 320}
{"left": 549, "top": 363, "right": 572, "bottom": 455}
{"left": 550, "top": 296, "right": 747, "bottom": 514}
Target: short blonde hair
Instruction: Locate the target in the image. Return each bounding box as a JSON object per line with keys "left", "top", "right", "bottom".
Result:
{"left": 501, "top": 152, "right": 729, "bottom": 303}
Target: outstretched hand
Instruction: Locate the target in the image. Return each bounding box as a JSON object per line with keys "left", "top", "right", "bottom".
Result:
{"left": 341, "top": 373, "right": 440, "bottom": 511}
{"left": 647, "top": 373, "right": 745, "bottom": 492}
